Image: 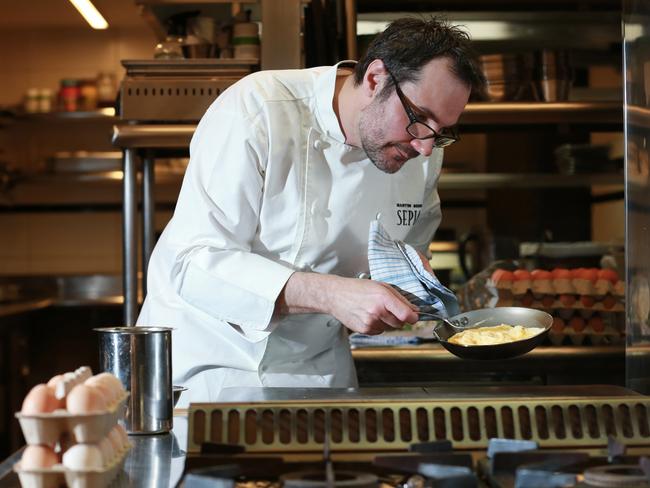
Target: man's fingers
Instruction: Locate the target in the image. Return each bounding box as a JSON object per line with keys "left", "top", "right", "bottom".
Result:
{"left": 383, "top": 296, "right": 419, "bottom": 325}
{"left": 380, "top": 283, "right": 419, "bottom": 310}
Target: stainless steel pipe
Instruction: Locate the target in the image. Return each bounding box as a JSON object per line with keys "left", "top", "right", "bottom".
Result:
{"left": 96, "top": 326, "right": 173, "bottom": 434}
{"left": 122, "top": 148, "right": 138, "bottom": 326}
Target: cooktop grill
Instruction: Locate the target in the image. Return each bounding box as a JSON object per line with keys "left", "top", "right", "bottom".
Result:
{"left": 187, "top": 395, "right": 650, "bottom": 454}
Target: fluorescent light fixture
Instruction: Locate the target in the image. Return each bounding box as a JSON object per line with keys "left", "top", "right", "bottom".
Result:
{"left": 357, "top": 20, "right": 514, "bottom": 40}
{"left": 68, "top": 0, "right": 109, "bottom": 30}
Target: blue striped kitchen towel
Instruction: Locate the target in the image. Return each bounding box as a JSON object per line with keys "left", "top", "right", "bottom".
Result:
{"left": 367, "top": 219, "right": 459, "bottom": 318}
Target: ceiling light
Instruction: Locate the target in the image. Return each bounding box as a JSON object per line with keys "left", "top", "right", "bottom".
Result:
{"left": 68, "top": 0, "right": 109, "bottom": 30}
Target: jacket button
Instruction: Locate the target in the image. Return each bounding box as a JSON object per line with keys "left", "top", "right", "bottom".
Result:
{"left": 313, "top": 139, "right": 324, "bottom": 151}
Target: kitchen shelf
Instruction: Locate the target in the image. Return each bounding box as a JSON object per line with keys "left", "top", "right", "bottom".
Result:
{"left": 136, "top": 0, "right": 259, "bottom": 4}
{"left": 112, "top": 124, "right": 195, "bottom": 148}
{"left": 111, "top": 101, "right": 623, "bottom": 149}
{"left": 627, "top": 105, "right": 650, "bottom": 128}
{"left": 2, "top": 108, "right": 116, "bottom": 123}
{"left": 439, "top": 172, "right": 623, "bottom": 190}
{"left": 13, "top": 171, "right": 621, "bottom": 192}
{"left": 460, "top": 101, "right": 622, "bottom": 126}
{"left": 358, "top": 0, "right": 620, "bottom": 12}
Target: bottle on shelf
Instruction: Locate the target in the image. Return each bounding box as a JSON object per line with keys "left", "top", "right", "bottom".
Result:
{"left": 96, "top": 72, "right": 116, "bottom": 109}
{"left": 24, "top": 89, "right": 40, "bottom": 114}
{"left": 59, "top": 79, "right": 80, "bottom": 112}
{"left": 38, "top": 89, "right": 53, "bottom": 113}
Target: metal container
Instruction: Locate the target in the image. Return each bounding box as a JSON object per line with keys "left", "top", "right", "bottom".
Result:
{"left": 95, "top": 326, "right": 173, "bottom": 434}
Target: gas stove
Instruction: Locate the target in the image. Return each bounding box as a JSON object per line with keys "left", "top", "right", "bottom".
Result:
{"left": 181, "top": 386, "right": 650, "bottom": 487}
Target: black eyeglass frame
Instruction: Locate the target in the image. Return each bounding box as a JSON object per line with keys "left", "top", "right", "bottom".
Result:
{"left": 386, "top": 68, "right": 460, "bottom": 148}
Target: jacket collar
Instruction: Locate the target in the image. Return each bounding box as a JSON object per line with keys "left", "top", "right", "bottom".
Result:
{"left": 314, "top": 60, "right": 357, "bottom": 145}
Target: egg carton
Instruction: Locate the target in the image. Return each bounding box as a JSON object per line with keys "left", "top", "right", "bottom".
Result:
{"left": 497, "top": 295, "right": 624, "bottom": 312}
{"left": 14, "top": 444, "right": 130, "bottom": 488}
{"left": 16, "top": 393, "right": 128, "bottom": 446}
{"left": 547, "top": 326, "right": 622, "bottom": 346}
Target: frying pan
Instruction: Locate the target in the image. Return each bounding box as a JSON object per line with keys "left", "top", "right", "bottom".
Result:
{"left": 420, "top": 307, "right": 553, "bottom": 360}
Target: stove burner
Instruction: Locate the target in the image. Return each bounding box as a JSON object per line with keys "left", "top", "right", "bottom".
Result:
{"left": 583, "top": 464, "right": 650, "bottom": 488}
{"left": 280, "top": 471, "right": 378, "bottom": 488}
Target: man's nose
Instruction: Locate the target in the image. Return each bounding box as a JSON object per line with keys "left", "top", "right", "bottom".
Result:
{"left": 410, "top": 137, "right": 435, "bottom": 157}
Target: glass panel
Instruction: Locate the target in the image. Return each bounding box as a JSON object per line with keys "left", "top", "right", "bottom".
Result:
{"left": 624, "top": 1, "right": 650, "bottom": 393}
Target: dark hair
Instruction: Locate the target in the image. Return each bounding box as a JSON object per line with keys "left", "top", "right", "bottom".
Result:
{"left": 354, "top": 17, "right": 485, "bottom": 99}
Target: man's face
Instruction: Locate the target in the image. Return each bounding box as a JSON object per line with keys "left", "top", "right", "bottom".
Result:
{"left": 359, "top": 57, "right": 471, "bottom": 174}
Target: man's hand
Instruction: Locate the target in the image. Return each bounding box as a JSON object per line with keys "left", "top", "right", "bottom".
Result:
{"left": 277, "top": 272, "right": 419, "bottom": 335}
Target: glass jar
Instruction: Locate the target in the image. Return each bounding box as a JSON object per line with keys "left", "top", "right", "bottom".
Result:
{"left": 96, "top": 72, "right": 116, "bottom": 108}
{"left": 60, "top": 79, "right": 80, "bottom": 112}
{"left": 38, "top": 89, "right": 53, "bottom": 113}
{"left": 24, "top": 88, "right": 40, "bottom": 113}
{"left": 79, "top": 80, "right": 98, "bottom": 111}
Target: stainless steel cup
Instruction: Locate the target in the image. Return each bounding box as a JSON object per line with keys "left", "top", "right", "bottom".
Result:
{"left": 95, "top": 326, "right": 173, "bottom": 434}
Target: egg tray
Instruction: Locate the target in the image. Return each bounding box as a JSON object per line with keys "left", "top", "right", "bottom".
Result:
{"left": 495, "top": 294, "right": 624, "bottom": 312}
{"left": 14, "top": 444, "right": 131, "bottom": 488}
{"left": 16, "top": 393, "right": 128, "bottom": 446}
{"left": 547, "top": 325, "right": 623, "bottom": 346}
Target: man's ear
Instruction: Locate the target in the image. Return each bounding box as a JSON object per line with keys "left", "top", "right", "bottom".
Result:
{"left": 362, "top": 59, "right": 388, "bottom": 98}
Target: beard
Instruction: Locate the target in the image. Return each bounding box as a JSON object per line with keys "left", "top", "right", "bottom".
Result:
{"left": 358, "top": 98, "right": 419, "bottom": 174}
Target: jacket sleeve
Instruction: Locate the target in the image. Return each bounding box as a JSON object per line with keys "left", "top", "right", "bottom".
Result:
{"left": 404, "top": 149, "right": 444, "bottom": 255}
{"left": 163, "top": 95, "right": 295, "bottom": 337}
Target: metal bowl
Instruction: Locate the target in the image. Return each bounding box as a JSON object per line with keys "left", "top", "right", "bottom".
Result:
{"left": 433, "top": 307, "right": 553, "bottom": 360}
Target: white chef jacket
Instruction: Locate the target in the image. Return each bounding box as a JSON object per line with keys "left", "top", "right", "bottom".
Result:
{"left": 137, "top": 62, "right": 444, "bottom": 406}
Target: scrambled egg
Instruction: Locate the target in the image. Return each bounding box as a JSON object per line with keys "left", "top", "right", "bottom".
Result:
{"left": 448, "top": 324, "right": 545, "bottom": 346}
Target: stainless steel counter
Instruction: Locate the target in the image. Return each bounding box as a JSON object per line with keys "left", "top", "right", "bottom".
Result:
{"left": 0, "top": 299, "right": 53, "bottom": 319}
{"left": 0, "top": 275, "right": 124, "bottom": 321}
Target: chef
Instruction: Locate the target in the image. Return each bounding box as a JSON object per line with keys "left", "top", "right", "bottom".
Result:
{"left": 137, "top": 17, "right": 485, "bottom": 405}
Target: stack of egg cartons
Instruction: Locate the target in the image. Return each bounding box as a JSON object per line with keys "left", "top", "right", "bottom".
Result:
{"left": 14, "top": 366, "right": 131, "bottom": 488}
{"left": 490, "top": 267, "right": 625, "bottom": 345}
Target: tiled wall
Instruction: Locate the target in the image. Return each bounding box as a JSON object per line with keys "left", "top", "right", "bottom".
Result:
{"left": 0, "top": 213, "right": 123, "bottom": 275}
{"left": 0, "top": 27, "right": 155, "bottom": 107}
{"left": 0, "top": 27, "right": 156, "bottom": 276}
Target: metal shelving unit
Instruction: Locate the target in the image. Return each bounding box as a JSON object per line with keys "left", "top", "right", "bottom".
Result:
{"left": 134, "top": 0, "right": 303, "bottom": 70}
{"left": 439, "top": 172, "right": 623, "bottom": 190}
{"left": 460, "top": 101, "right": 622, "bottom": 126}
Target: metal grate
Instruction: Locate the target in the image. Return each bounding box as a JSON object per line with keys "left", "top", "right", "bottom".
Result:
{"left": 187, "top": 397, "right": 650, "bottom": 453}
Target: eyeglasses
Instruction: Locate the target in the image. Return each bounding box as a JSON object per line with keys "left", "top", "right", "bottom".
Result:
{"left": 386, "top": 68, "right": 459, "bottom": 148}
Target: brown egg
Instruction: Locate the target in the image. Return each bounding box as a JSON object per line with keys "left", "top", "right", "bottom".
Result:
{"left": 114, "top": 423, "right": 130, "bottom": 448}
{"left": 66, "top": 384, "right": 107, "bottom": 414}
{"left": 108, "top": 428, "right": 123, "bottom": 454}
{"left": 84, "top": 377, "right": 116, "bottom": 406}
{"left": 94, "top": 373, "right": 125, "bottom": 396}
{"left": 99, "top": 438, "right": 115, "bottom": 465}
{"left": 46, "top": 374, "right": 63, "bottom": 389}
{"left": 21, "top": 384, "right": 59, "bottom": 414}
{"left": 20, "top": 445, "right": 58, "bottom": 469}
